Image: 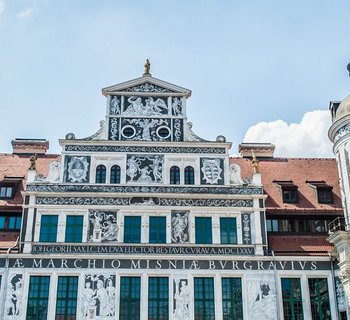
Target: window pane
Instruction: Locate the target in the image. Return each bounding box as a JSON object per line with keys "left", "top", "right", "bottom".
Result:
{"left": 120, "top": 277, "right": 141, "bottom": 320}
{"left": 222, "top": 278, "right": 243, "bottom": 320}
{"left": 195, "top": 217, "right": 212, "bottom": 244}
{"left": 148, "top": 277, "right": 169, "bottom": 320}
{"left": 26, "top": 276, "right": 50, "bottom": 320}
{"left": 110, "top": 165, "right": 121, "bottom": 184}
{"left": 96, "top": 165, "right": 106, "bottom": 183}
{"left": 170, "top": 166, "right": 180, "bottom": 185}
{"left": 65, "top": 215, "right": 83, "bottom": 243}
{"left": 55, "top": 276, "right": 78, "bottom": 319}
{"left": 0, "top": 217, "right": 6, "bottom": 229}
{"left": 124, "top": 216, "right": 141, "bottom": 243}
{"left": 308, "top": 278, "right": 331, "bottom": 320}
{"left": 184, "top": 167, "right": 195, "bottom": 185}
{"left": 149, "top": 217, "right": 166, "bottom": 244}
{"left": 39, "top": 215, "right": 58, "bottom": 242}
{"left": 281, "top": 278, "right": 304, "bottom": 320}
{"left": 220, "top": 218, "right": 237, "bottom": 244}
{"left": 194, "top": 278, "right": 215, "bottom": 320}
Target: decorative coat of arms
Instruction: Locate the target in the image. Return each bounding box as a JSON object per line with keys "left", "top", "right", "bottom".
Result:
{"left": 201, "top": 158, "right": 223, "bottom": 184}
{"left": 67, "top": 156, "right": 90, "bottom": 183}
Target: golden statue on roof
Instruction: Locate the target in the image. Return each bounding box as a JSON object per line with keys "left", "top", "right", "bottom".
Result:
{"left": 251, "top": 151, "right": 260, "bottom": 174}
{"left": 144, "top": 59, "right": 151, "bottom": 76}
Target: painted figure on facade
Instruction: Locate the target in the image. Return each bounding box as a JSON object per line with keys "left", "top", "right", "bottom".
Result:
{"left": 248, "top": 277, "right": 277, "bottom": 320}
{"left": 150, "top": 155, "right": 163, "bottom": 182}
{"left": 124, "top": 97, "right": 167, "bottom": 117}
{"left": 171, "top": 212, "right": 189, "bottom": 243}
{"left": 229, "top": 163, "right": 244, "bottom": 185}
{"left": 46, "top": 160, "right": 61, "bottom": 182}
{"left": 29, "top": 154, "right": 37, "bottom": 170}
{"left": 82, "top": 274, "right": 116, "bottom": 319}
{"left": 126, "top": 156, "right": 142, "bottom": 182}
{"left": 174, "top": 280, "right": 190, "bottom": 320}
{"left": 89, "top": 211, "right": 118, "bottom": 242}
{"left": 172, "top": 97, "right": 183, "bottom": 116}
{"left": 5, "top": 275, "right": 23, "bottom": 317}
{"left": 110, "top": 96, "right": 121, "bottom": 115}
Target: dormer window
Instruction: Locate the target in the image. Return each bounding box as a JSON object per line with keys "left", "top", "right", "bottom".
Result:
{"left": 274, "top": 181, "right": 299, "bottom": 204}
{"left": 307, "top": 181, "right": 333, "bottom": 204}
{"left": 0, "top": 186, "right": 13, "bottom": 199}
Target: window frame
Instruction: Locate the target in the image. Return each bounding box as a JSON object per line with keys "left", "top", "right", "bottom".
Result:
{"left": 170, "top": 166, "right": 180, "bottom": 185}
{"left": 195, "top": 217, "right": 212, "bottom": 244}
{"left": 194, "top": 277, "right": 215, "bottom": 320}
{"left": 26, "top": 276, "right": 50, "bottom": 320}
{"left": 95, "top": 165, "right": 106, "bottom": 184}
{"left": 39, "top": 215, "right": 58, "bottom": 242}
{"left": 55, "top": 276, "right": 79, "bottom": 320}
{"left": 184, "top": 166, "right": 195, "bottom": 185}
{"left": 120, "top": 276, "right": 141, "bottom": 320}
{"left": 308, "top": 278, "right": 331, "bottom": 320}
{"left": 282, "top": 187, "right": 299, "bottom": 204}
{"left": 110, "top": 165, "right": 121, "bottom": 184}
{"left": 149, "top": 216, "right": 166, "bottom": 244}
{"left": 124, "top": 216, "right": 141, "bottom": 244}
{"left": 0, "top": 213, "right": 22, "bottom": 231}
{"left": 148, "top": 277, "right": 169, "bottom": 320}
{"left": 65, "top": 215, "right": 83, "bottom": 243}
{"left": 0, "top": 185, "right": 15, "bottom": 199}
{"left": 221, "top": 277, "right": 243, "bottom": 320}
{"left": 220, "top": 217, "right": 237, "bottom": 244}
{"left": 281, "top": 278, "right": 304, "bottom": 320}
{"left": 317, "top": 187, "right": 334, "bottom": 204}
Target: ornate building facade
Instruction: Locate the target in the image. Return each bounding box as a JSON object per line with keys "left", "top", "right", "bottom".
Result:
{"left": 0, "top": 65, "right": 346, "bottom": 319}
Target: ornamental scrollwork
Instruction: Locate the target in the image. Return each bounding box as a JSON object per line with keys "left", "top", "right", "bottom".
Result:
{"left": 36, "top": 197, "right": 253, "bottom": 207}
{"left": 67, "top": 157, "right": 89, "bottom": 183}
{"left": 121, "top": 82, "right": 172, "bottom": 93}
{"left": 64, "top": 144, "right": 226, "bottom": 154}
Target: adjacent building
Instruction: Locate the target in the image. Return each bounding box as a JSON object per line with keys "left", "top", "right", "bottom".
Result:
{"left": 0, "top": 67, "right": 347, "bottom": 319}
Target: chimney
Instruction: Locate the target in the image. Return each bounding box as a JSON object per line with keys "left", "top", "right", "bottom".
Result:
{"left": 11, "top": 138, "right": 49, "bottom": 155}
{"left": 238, "top": 143, "right": 275, "bottom": 158}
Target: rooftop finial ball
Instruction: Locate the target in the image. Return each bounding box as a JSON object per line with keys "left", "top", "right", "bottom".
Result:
{"left": 347, "top": 63, "right": 350, "bottom": 73}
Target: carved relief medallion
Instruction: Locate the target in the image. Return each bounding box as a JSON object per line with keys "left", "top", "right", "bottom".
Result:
{"left": 65, "top": 156, "right": 90, "bottom": 183}
{"left": 200, "top": 158, "right": 224, "bottom": 185}
{"left": 126, "top": 155, "right": 164, "bottom": 184}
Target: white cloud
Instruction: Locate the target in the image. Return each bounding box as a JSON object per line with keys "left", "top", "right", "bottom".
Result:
{"left": 0, "top": 0, "right": 5, "bottom": 15}
{"left": 243, "top": 110, "right": 334, "bottom": 157}
{"left": 17, "top": 8, "right": 32, "bottom": 19}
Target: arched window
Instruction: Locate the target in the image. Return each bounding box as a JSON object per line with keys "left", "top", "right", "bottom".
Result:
{"left": 184, "top": 166, "right": 195, "bottom": 185}
{"left": 110, "top": 165, "right": 121, "bottom": 184}
{"left": 95, "top": 165, "right": 106, "bottom": 183}
{"left": 170, "top": 166, "right": 180, "bottom": 185}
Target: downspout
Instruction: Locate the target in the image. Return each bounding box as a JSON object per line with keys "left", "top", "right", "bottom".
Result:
{"left": 271, "top": 250, "right": 280, "bottom": 319}
{"left": 329, "top": 253, "right": 340, "bottom": 320}
{"left": 1, "top": 237, "right": 19, "bottom": 318}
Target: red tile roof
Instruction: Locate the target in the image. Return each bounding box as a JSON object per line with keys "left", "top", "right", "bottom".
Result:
{"left": 230, "top": 157, "right": 342, "bottom": 214}
{"left": 268, "top": 234, "right": 333, "bottom": 256}
{"left": 0, "top": 153, "right": 60, "bottom": 210}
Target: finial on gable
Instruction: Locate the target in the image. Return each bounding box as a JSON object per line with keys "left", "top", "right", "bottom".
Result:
{"left": 144, "top": 59, "right": 151, "bottom": 76}
{"left": 347, "top": 63, "right": 350, "bottom": 77}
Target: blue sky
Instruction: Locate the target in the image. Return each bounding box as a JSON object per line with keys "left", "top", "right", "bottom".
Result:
{"left": 0, "top": 0, "right": 349, "bottom": 156}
